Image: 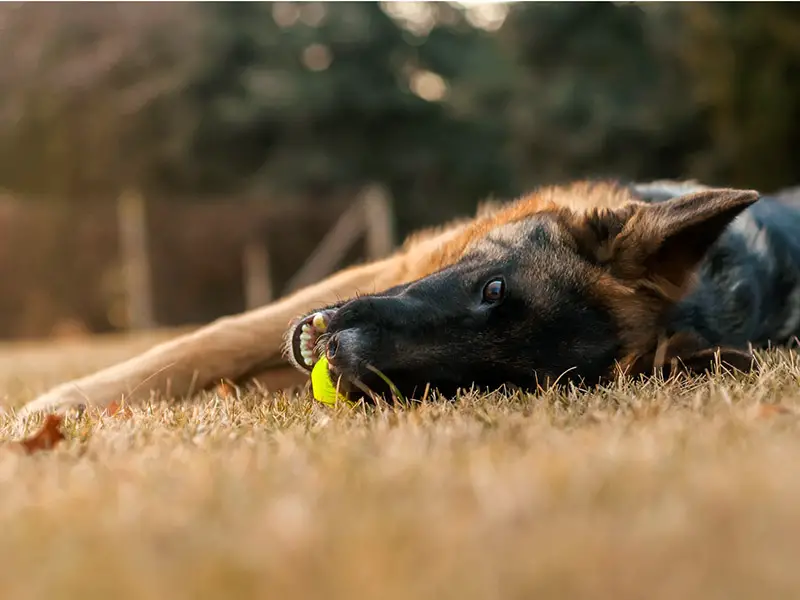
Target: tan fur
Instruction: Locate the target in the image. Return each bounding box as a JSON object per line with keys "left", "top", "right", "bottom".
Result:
{"left": 17, "top": 182, "right": 755, "bottom": 418}
{"left": 425, "top": 181, "right": 640, "bottom": 269}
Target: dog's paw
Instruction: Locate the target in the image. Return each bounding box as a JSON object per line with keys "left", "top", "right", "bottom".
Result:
{"left": 16, "top": 386, "right": 91, "bottom": 422}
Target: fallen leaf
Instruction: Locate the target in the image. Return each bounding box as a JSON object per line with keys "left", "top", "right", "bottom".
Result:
{"left": 217, "top": 381, "right": 235, "bottom": 398}
{"left": 16, "top": 414, "right": 65, "bottom": 454}
{"left": 104, "top": 400, "right": 133, "bottom": 419}
{"left": 756, "top": 404, "right": 795, "bottom": 418}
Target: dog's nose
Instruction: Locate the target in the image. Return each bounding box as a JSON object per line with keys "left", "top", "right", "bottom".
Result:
{"left": 324, "top": 329, "right": 364, "bottom": 374}
{"left": 326, "top": 334, "right": 339, "bottom": 361}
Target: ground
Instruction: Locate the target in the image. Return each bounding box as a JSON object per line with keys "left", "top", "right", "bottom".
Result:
{"left": 2, "top": 333, "right": 800, "bottom": 599}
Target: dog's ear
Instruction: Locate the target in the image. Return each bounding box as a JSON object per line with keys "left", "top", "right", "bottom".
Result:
{"left": 612, "top": 188, "right": 760, "bottom": 293}
{"left": 623, "top": 332, "right": 756, "bottom": 379}
{"left": 570, "top": 189, "right": 760, "bottom": 299}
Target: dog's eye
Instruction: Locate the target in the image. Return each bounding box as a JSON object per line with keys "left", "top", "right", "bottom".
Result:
{"left": 482, "top": 278, "right": 505, "bottom": 304}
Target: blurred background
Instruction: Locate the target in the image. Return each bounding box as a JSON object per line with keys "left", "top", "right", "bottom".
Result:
{"left": 0, "top": 1, "right": 798, "bottom": 341}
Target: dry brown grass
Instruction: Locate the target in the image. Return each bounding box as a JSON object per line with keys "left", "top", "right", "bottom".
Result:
{"left": 2, "top": 335, "right": 800, "bottom": 599}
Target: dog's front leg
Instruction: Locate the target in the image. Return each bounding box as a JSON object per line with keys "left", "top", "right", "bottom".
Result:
{"left": 16, "top": 255, "right": 413, "bottom": 418}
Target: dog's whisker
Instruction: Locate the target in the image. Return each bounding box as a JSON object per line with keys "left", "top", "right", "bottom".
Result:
{"left": 314, "top": 333, "right": 331, "bottom": 356}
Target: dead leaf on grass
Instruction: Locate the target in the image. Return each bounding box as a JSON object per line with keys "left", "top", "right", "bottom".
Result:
{"left": 14, "top": 414, "right": 66, "bottom": 454}
{"left": 754, "top": 404, "right": 795, "bottom": 419}
{"left": 216, "top": 381, "right": 236, "bottom": 398}
{"left": 103, "top": 400, "right": 133, "bottom": 419}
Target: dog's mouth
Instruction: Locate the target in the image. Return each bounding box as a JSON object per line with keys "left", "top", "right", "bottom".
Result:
{"left": 289, "top": 309, "right": 337, "bottom": 373}
{"left": 287, "top": 307, "right": 391, "bottom": 402}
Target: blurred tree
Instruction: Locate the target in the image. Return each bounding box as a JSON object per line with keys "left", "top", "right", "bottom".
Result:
{"left": 0, "top": 2, "right": 797, "bottom": 217}
{"left": 180, "top": 2, "right": 517, "bottom": 232}
{"left": 677, "top": 3, "right": 800, "bottom": 191}
{"left": 0, "top": 3, "right": 203, "bottom": 201}
{"left": 499, "top": 2, "right": 704, "bottom": 188}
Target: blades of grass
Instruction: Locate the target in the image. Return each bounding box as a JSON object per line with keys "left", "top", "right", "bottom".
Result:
{"left": 365, "top": 364, "right": 406, "bottom": 405}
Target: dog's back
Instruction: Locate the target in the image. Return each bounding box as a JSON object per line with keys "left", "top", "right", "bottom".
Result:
{"left": 632, "top": 180, "right": 800, "bottom": 349}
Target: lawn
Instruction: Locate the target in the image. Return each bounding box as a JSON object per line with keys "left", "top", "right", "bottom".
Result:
{"left": 2, "top": 334, "right": 800, "bottom": 599}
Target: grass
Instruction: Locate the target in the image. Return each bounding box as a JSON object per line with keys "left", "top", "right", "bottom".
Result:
{"left": 2, "top": 335, "right": 800, "bottom": 599}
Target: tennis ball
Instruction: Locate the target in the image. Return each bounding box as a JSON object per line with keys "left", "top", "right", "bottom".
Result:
{"left": 311, "top": 356, "right": 349, "bottom": 405}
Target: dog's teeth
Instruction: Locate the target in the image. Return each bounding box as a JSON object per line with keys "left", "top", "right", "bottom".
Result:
{"left": 312, "top": 312, "right": 328, "bottom": 332}
{"left": 297, "top": 312, "right": 330, "bottom": 369}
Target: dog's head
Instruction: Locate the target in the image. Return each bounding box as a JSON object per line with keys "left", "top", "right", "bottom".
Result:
{"left": 287, "top": 185, "right": 760, "bottom": 400}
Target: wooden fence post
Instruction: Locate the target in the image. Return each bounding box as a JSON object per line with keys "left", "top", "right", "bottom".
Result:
{"left": 243, "top": 240, "right": 273, "bottom": 309}
{"left": 282, "top": 197, "right": 366, "bottom": 295}
{"left": 117, "top": 189, "right": 156, "bottom": 330}
{"left": 282, "top": 183, "right": 396, "bottom": 296}
{"left": 362, "top": 184, "right": 395, "bottom": 260}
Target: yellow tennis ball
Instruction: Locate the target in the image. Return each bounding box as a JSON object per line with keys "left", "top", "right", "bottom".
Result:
{"left": 311, "top": 356, "right": 349, "bottom": 405}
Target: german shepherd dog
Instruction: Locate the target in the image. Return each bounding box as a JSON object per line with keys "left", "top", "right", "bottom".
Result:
{"left": 18, "top": 179, "right": 800, "bottom": 416}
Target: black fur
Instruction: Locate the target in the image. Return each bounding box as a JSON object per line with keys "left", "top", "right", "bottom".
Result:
{"left": 324, "top": 247, "right": 622, "bottom": 399}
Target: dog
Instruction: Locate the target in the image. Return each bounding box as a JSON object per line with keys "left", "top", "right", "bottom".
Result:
{"left": 17, "top": 179, "right": 800, "bottom": 416}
